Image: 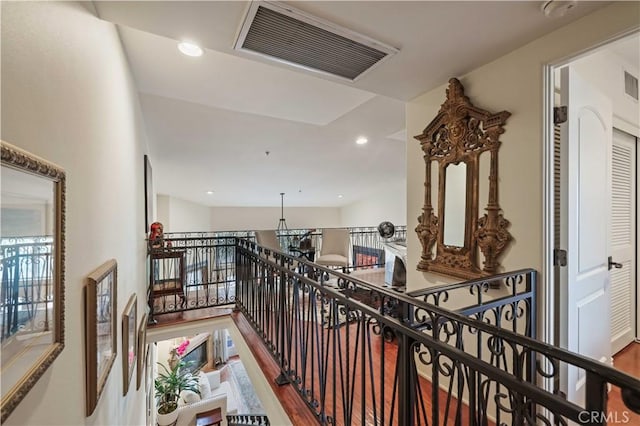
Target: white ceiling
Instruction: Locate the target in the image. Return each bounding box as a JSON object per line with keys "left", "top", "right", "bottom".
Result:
{"left": 95, "top": 1, "right": 608, "bottom": 207}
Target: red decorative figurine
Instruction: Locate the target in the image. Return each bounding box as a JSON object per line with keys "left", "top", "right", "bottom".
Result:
{"left": 149, "top": 221, "right": 164, "bottom": 251}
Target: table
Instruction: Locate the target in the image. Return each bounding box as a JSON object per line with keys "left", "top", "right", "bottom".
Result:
{"left": 289, "top": 246, "right": 317, "bottom": 279}
{"left": 289, "top": 245, "right": 316, "bottom": 262}
{"left": 383, "top": 240, "right": 407, "bottom": 287}
{"left": 195, "top": 407, "right": 222, "bottom": 426}
{"left": 149, "top": 249, "right": 186, "bottom": 310}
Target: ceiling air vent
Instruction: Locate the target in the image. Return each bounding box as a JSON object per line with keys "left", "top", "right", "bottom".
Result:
{"left": 234, "top": 1, "right": 398, "bottom": 81}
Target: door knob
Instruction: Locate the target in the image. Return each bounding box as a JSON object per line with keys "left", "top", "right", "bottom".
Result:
{"left": 608, "top": 256, "right": 623, "bottom": 270}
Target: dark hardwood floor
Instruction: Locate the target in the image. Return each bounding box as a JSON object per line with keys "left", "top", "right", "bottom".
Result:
{"left": 148, "top": 305, "right": 233, "bottom": 328}
{"left": 609, "top": 342, "right": 640, "bottom": 424}
{"left": 232, "top": 311, "right": 486, "bottom": 426}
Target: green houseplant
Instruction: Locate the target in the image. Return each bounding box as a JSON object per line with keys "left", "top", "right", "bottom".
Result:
{"left": 154, "top": 360, "right": 200, "bottom": 425}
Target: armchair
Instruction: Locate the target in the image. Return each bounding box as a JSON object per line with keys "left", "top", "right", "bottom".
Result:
{"left": 254, "top": 230, "right": 299, "bottom": 270}
{"left": 175, "top": 370, "right": 238, "bottom": 426}
{"left": 254, "top": 230, "right": 281, "bottom": 252}
{"left": 316, "top": 228, "right": 350, "bottom": 272}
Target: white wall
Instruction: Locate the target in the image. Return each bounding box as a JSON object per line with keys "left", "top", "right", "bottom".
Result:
{"left": 339, "top": 180, "right": 406, "bottom": 227}
{"left": 211, "top": 206, "right": 341, "bottom": 231}
{"left": 406, "top": 2, "right": 640, "bottom": 293}
{"left": 156, "top": 195, "right": 211, "bottom": 233}
{"left": 158, "top": 193, "right": 409, "bottom": 233}
{"left": 571, "top": 48, "right": 639, "bottom": 132}
{"left": 157, "top": 196, "right": 343, "bottom": 232}
{"left": 1, "top": 2, "right": 148, "bottom": 425}
{"left": 156, "top": 194, "right": 171, "bottom": 231}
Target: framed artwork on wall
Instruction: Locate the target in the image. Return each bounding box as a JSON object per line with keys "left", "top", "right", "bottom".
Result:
{"left": 122, "top": 294, "right": 137, "bottom": 396}
{"left": 85, "top": 259, "right": 117, "bottom": 416}
{"left": 146, "top": 343, "right": 153, "bottom": 393}
{"left": 136, "top": 313, "right": 148, "bottom": 390}
{"left": 144, "top": 154, "right": 153, "bottom": 232}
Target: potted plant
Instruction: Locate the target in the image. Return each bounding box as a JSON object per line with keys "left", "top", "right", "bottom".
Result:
{"left": 154, "top": 360, "right": 200, "bottom": 426}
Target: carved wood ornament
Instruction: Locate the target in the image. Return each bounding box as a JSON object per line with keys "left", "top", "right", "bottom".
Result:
{"left": 415, "top": 78, "right": 511, "bottom": 280}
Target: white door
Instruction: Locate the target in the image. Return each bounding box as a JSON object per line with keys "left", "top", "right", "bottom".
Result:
{"left": 610, "top": 129, "right": 637, "bottom": 355}
{"left": 560, "top": 66, "right": 613, "bottom": 406}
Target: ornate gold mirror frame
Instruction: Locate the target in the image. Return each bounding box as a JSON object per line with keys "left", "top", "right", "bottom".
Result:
{"left": 1, "top": 141, "right": 65, "bottom": 422}
{"left": 415, "top": 78, "right": 511, "bottom": 280}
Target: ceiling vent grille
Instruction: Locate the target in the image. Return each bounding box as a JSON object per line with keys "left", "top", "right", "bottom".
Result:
{"left": 235, "top": 1, "right": 398, "bottom": 81}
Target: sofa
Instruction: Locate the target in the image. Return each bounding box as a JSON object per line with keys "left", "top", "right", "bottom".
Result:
{"left": 175, "top": 370, "right": 239, "bottom": 426}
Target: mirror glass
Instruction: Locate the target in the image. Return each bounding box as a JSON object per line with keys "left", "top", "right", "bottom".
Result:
{"left": 0, "top": 165, "right": 57, "bottom": 405}
{"left": 443, "top": 162, "right": 467, "bottom": 247}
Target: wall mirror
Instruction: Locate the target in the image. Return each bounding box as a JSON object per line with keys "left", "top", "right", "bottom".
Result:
{"left": 415, "top": 78, "right": 512, "bottom": 280}
{"left": 443, "top": 162, "right": 467, "bottom": 247}
{"left": 1, "top": 141, "right": 66, "bottom": 422}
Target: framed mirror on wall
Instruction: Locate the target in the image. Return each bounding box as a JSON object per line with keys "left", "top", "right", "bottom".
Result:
{"left": 1, "top": 141, "right": 66, "bottom": 422}
{"left": 415, "top": 78, "right": 512, "bottom": 280}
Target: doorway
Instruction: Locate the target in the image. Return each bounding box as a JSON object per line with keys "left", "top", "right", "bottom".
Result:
{"left": 545, "top": 31, "right": 639, "bottom": 402}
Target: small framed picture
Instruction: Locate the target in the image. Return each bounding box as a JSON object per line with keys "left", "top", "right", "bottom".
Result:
{"left": 85, "top": 259, "right": 117, "bottom": 416}
{"left": 144, "top": 154, "right": 153, "bottom": 231}
{"left": 136, "top": 313, "right": 148, "bottom": 390}
{"left": 122, "top": 294, "right": 137, "bottom": 395}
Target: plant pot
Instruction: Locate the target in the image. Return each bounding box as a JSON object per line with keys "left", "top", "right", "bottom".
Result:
{"left": 156, "top": 407, "right": 179, "bottom": 426}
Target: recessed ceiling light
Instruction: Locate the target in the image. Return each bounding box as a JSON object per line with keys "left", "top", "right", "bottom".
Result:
{"left": 356, "top": 137, "right": 368, "bottom": 145}
{"left": 338, "top": 194, "right": 344, "bottom": 198}
{"left": 178, "top": 41, "right": 203, "bottom": 57}
{"left": 206, "top": 191, "right": 214, "bottom": 195}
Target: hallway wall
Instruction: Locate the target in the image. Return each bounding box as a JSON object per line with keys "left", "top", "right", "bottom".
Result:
{"left": 1, "top": 2, "right": 149, "bottom": 425}
{"left": 340, "top": 180, "right": 406, "bottom": 228}
{"left": 406, "top": 3, "right": 640, "bottom": 294}
{"left": 155, "top": 193, "right": 406, "bottom": 232}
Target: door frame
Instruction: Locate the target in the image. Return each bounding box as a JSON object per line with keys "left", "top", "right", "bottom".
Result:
{"left": 610, "top": 127, "right": 639, "bottom": 354}
{"left": 541, "top": 28, "right": 640, "bottom": 392}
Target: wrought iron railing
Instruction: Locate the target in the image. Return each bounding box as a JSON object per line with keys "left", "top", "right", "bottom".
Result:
{"left": 147, "top": 236, "right": 237, "bottom": 321}
{"left": 235, "top": 238, "right": 640, "bottom": 426}
{"left": 407, "top": 269, "right": 536, "bottom": 339}
{"left": 0, "top": 237, "right": 54, "bottom": 341}
{"left": 226, "top": 414, "right": 270, "bottom": 426}
{"left": 149, "top": 227, "right": 406, "bottom": 318}
{"left": 164, "top": 225, "right": 407, "bottom": 270}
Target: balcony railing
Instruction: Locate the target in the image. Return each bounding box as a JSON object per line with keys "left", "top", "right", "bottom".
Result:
{"left": 226, "top": 414, "right": 270, "bottom": 426}
{"left": 1, "top": 237, "right": 54, "bottom": 341}
{"left": 407, "top": 269, "right": 537, "bottom": 340}
{"left": 148, "top": 227, "right": 406, "bottom": 319}
{"left": 164, "top": 226, "right": 406, "bottom": 269}
{"left": 234, "top": 238, "right": 640, "bottom": 426}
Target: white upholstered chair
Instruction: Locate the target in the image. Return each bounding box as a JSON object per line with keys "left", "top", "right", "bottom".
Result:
{"left": 175, "top": 370, "right": 239, "bottom": 426}
{"left": 316, "top": 228, "right": 350, "bottom": 272}
{"left": 254, "top": 230, "right": 281, "bottom": 252}
{"left": 254, "top": 230, "right": 302, "bottom": 273}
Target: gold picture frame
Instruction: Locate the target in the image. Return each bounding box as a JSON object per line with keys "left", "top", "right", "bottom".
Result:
{"left": 1, "top": 141, "right": 66, "bottom": 422}
{"left": 85, "top": 259, "right": 117, "bottom": 416}
{"left": 122, "top": 294, "right": 137, "bottom": 396}
{"left": 414, "top": 78, "right": 512, "bottom": 279}
{"left": 136, "top": 313, "right": 148, "bottom": 390}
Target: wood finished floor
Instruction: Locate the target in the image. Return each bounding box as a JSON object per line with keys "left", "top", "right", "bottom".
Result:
{"left": 232, "top": 311, "right": 483, "bottom": 426}
{"left": 609, "top": 342, "right": 640, "bottom": 424}
{"left": 148, "top": 305, "right": 233, "bottom": 328}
